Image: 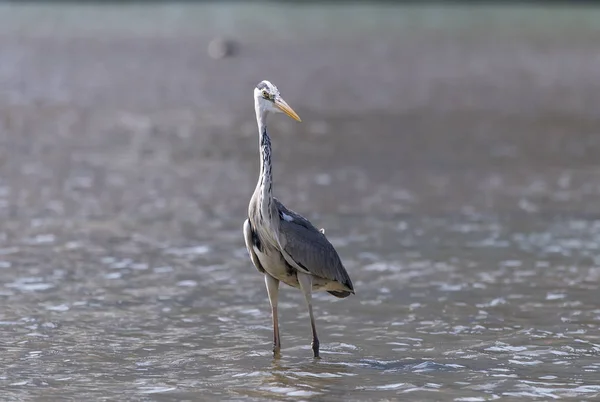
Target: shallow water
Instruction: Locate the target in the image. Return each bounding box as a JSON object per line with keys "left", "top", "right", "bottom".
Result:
{"left": 1, "top": 3, "right": 600, "bottom": 401}
{"left": 3, "top": 212, "right": 600, "bottom": 400}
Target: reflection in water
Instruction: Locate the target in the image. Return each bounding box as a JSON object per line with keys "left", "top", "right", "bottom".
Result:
{"left": 256, "top": 359, "right": 354, "bottom": 398}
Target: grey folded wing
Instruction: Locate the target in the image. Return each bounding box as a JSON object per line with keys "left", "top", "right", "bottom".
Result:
{"left": 275, "top": 205, "right": 353, "bottom": 292}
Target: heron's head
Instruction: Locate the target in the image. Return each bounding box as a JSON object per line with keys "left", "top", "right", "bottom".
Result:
{"left": 254, "top": 80, "right": 301, "bottom": 122}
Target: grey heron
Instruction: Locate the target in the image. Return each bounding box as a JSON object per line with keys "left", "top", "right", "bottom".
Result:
{"left": 243, "top": 80, "right": 355, "bottom": 358}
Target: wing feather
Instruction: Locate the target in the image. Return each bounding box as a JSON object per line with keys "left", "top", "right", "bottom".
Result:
{"left": 274, "top": 203, "right": 354, "bottom": 292}
{"left": 243, "top": 219, "right": 265, "bottom": 273}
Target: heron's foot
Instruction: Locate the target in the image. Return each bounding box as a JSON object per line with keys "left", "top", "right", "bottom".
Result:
{"left": 311, "top": 340, "right": 320, "bottom": 359}
{"left": 272, "top": 343, "right": 281, "bottom": 358}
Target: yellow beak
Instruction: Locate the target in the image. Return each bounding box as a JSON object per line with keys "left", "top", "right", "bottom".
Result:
{"left": 274, "top": 97, "right": 302, "bottom": 122}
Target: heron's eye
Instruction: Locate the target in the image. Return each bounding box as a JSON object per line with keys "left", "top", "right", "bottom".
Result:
{"left": 262, "top": 90, "right": 270, "bottom": 99}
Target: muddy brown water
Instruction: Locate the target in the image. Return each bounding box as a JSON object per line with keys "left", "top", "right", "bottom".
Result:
{"left": 1, "top": 3, "right": 600, "bottom": 401}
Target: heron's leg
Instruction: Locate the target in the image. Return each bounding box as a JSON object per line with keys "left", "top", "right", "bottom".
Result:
{"left": 297, "top": 272, "right": 320, "bottom": 358}
{"left": 264, "top": 274, "right": 281, "bottom": 356}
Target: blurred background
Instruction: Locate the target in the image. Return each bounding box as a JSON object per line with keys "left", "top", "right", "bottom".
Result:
{"left": 1, "top": 1, "right": 600, "bottom": 400}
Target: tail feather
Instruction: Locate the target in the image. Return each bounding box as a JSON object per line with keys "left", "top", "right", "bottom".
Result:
{"left": 328, "top": 273, "right": 355, "bottom": 299}
{"left": 328, "top": 290, "right": 352, "bottom": 298}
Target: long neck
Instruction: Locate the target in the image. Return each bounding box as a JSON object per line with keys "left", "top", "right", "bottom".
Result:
{"left": 254, "top": 108, "right": 274, "bottom": 222}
